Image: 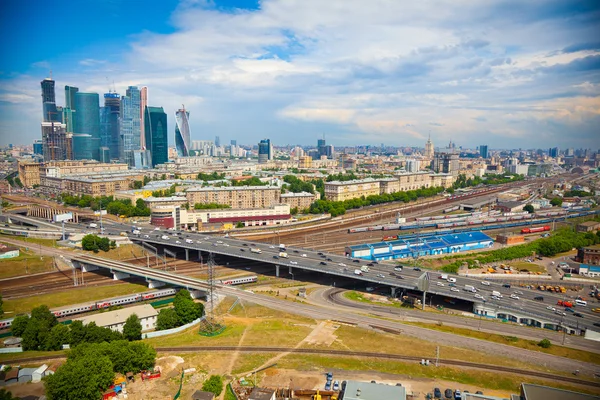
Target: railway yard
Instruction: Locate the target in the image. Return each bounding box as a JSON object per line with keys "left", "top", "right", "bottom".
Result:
{"left": 1, "top": 174, "right": 600, "bottom": 400}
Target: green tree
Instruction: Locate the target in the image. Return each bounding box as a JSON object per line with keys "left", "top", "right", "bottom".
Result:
{"left": 69, "top": 320, "right": 87, "bottom": 347}
{"left": 202, "top": 375, "right": 224, "bottom": 396}
{"left": 550, "top": 197, "right": 563, "bottom": 207}
{"left": 81, "top": 234, "right": 100, "bottom": 252}
{"left": 523, "top": 204, "right": 535, "bottom": 213}
{"left": 44, "top": 324, "right": 72, "bottom": 351}
{"left": 0, "top": 389, "right": 14, "bottom": 400}
{"left": 156, "top": 308, "right": 180, "bottom": 330}
{"left": 0, "top": 294, "right": 3, "bottom": 317}
{"left": 123, "top": 314, "right": 142, "bottom": 341}
{"left": 538, "top": 338, "right": 552, "bottom": 348}
{"left": 173, "top": 289, "right": 201, "bottom": 324}
{"left": 22, "top": 319, "right": 48, "bottom": 351}
{"left": 132, "top": 180, "right": 143, "bottom": 189}
{"left": 235, "top": 221, "right": 245, "bottom": 228}
{"left": 44, "top": 353, "right": 114, "bottom": 400}
{"left": 128, "top": 341, "right": 157, "bottom": 372}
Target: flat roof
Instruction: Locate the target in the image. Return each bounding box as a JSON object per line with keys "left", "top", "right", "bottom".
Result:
{"left": 349, "top": 231, "right": 493, "bottom": 252}
{"left": 77, "top": 304, "right": 157, "bottom": 328}
{"left": 186, "top": 185, "right": 279, "bottom": 192}
{"left": 343, "top": 380, "right": 406, "bottom": 400}
{"left": 521, "top": 383, "right": 600, "bottom": 400}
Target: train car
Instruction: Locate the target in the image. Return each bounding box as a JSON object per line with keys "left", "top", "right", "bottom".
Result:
{"left": 219, "top": 276, "right": 258, "bottom": 285}
{"left": 443, "top": 205, "right": 459, "bottom": 213}
{"left": 383, "top": 235, "right": 398, "bottom": 241}
{"left": 0, "top": 318, "right": 14, "bottom": 330}
{"left": 368, "top": 225, "right": 384, "bottom": 231}
{"left": 382, "top": 224, "right": 401, "bottom": 231}
{"left": 348, "top": 227, "right": 369, "bottom": 233}
{"left": 521, "top": 225, "right": 551, "bottom": 234}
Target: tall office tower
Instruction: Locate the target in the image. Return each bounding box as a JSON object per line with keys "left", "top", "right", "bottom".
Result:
{"left": 566, "top": 148, "right": 574, "bottom": 157}
{"left": 144, "top": 106, "right": 168, "bottom": 167}
{"left": 74, "top": 92, "right": 101, "bottom": 160}
{"left": 120, "top": 86, "right": 141, "bottom": 164}
{"left": 230, "top": 139, "right": 237, "bottom": 146}
{"left": 65, "top": 85, "right": 78, "bottom": 109}
{"left": 62, "top": 86, "right": 79, "bottom": 134}
{"left": 480, "top": 145, "right": 488, "bottom": 159}
{"left": 548, "top": 147, "right": 559, "bottom": 158}
{"left": 215, "top": 136, "right": 221, "bottom": 148}
{"left": 318, "top": 138, "right": 327, "bottom": 158}
{"left": 99, "top": 147, "right": 111, "bottom": 163}
{"left": 100, "top": 92, "right": 121, "bottom": 160}
{"left": 175, "top": 106, "right": 191, "bottom": 157}
{"left": 258, "top": 139, "right": 271, "bottom": 164}
{"left": 424, "top": 134, "right": 434, "bottom": 159}
{"left": 325, "top": 144, "right": 334, "bottom": 158}
{"left": 140, "top": 86, "right": 148, "bottom": 149}
{"left": 33, "top": 140, "right": 43, "bottom": 155}
{"left": 42, "top": 122, "right": 72, "bottom": 161}
{"left": 72, "top": 134, "right": 95, "bottom": 160}
{"left": 40, "top": 77, "right": 61, "bottom": 122}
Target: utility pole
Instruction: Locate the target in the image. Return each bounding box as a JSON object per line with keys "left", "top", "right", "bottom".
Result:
{"left": 435, "top": 346, "right": 439, "bottom": 367}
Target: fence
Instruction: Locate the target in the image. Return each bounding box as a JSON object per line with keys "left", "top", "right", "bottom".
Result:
{"left": 0, "top": 348, "right": 23, "bottom": 354}
{"left": 143, "top": 317, "right": 204, "bottom": 339}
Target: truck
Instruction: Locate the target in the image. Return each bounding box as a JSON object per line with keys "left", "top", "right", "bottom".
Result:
{"left": 279, "top": 244, "right": 286, "bottom": 251}
{"left": 464, "top": 285, "right": 476, "bottom": 293}
{"left": 557, "top": 300, "right": 573, "bottom": 308}
{"left": 492, "top": 291, "right": 502, "bottom": 298}
{"left": 250, "top": 247, "right": 262, "bottom": 254}
{"left": 279, "top": 252, "right": 288, "bottom": 258}
{"left": 440, "top": 274, "right": 448, "bottom": 280}
{"left": 132, "top": 230, "right": 141, "bottom": 235}
{"left": 361, "top": 265, "right": 370, "bottom": 272}
{"left": 89, "top": 223, "right": 98, "bottom": 228}
{"left": 354, "top": 269, "right": 363, "bottom": 276}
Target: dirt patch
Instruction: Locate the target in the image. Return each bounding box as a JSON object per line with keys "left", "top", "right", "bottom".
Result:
{"left": 303, "top": 321, "right": 339, "bottom": 346}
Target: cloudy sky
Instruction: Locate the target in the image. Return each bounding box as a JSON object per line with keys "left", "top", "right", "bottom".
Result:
{"left": 0, "top": 0, "right": 599, "bottom": 149}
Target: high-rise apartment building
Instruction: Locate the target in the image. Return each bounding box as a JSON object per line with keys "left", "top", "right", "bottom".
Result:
{"left": 120, "top": 86, "right": 141, "bottom": 164}
{"left": 144, "top": 106, "right": 168, "bottom": 167}
{"left": 175, "top": 106, "right": 191, "bottom": 157}
{"left": 74, "top": 92, "right": 101, "bottom": 160}
{"left": 258, "top": 139, "right": 271, "bottom": 164}
{"left": 432, "top": 153, "right": 459, "bottom": 175}
{"left": 480, "top": 145, "right": 488, "bottom": 159}
{"left": 140, "top": 87, "right": 148, "bottom": 149}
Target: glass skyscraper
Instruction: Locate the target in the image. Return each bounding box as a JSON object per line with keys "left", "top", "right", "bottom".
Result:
{"left": 41, "top": 78, "right": 61, "bottom": 122}
{"left": 120, "top": 86, "right": 141, "bottom": 164}
{"left": 258, "top": 139, "right": 271, "bottom": 164}
{"left": 100, "top": 92, "right": 121, "bottom": 160}
{"left": 40, "top": 77, "right": 71, "bottom": 161}
{"left": 144, "top": 106, "right": 168, "bottom": 167}
{"left": 74, "top": 92, "right": 101, "bottom": 160}
{"left": 175, "top": 106, "right": 191, "bottom": 157}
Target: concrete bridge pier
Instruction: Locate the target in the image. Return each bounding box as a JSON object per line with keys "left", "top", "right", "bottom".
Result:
{"left": 275, "top": 265, "right": 280, "bottom": 277}
{"left": 113, "top": 271, "right": 131, "bottom": 280}
{"left": 82, "top": 263, "right": 98, "bottom": 272}
{"left": 390, "top": 287, "right": 397, "bottom": 297}
{"left": 148, "top": 280, "right": 166, "bottom": 289}
{"left": 185, "top": 248, "right": 189, "bottom": 261}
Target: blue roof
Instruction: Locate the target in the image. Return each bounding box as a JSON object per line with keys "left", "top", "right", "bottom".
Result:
{"left": 589, "top": 265, "right": 600, "bottom": 272}
{"left": 348, "top": 231, "right": 493, "bottom": 251}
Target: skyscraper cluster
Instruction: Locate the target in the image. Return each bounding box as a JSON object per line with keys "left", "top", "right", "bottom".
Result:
{"left": 38, "top": 75, "right": 168, "bottom": 168}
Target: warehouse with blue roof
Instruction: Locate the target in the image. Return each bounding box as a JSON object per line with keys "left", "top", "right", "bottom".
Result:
{"left": 345, "top": 231, "right": 494, "bottom": 261}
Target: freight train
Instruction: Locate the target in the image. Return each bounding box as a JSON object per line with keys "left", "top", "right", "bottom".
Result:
{"left": 521, "top": 225, "right": 551, "bottom": 234}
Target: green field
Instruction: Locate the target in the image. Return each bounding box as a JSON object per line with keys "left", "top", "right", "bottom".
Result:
{"left": 0, "top": 242, "right": 55, "bottom": 278}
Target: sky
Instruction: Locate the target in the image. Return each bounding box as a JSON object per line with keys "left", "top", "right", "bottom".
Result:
{"left": 0, "top": 0, "right": 599, "bottom": 150}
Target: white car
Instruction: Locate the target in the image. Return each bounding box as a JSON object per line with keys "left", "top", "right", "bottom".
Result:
{"left": 339, "top": 263, "right": 346, "bottom": 267}
{"left": 154, "top": 227, "right": 160, "bottom": 231}
{"left": 290, "top": 261, "right": 298, "bottom": 265}
{"left": 196, "top": 241, "right": 202, "bottom": 244}
{"left": 301, "top": 254, "right": 307, "bottom": 257}
{"left": 437, "top": 282, "right": 444, "bottom": 287}
{"left": 514, "top": 290, "right": 523, "bottom": 295}
{"left": 143, "top": 235, "right": 150, "bottom": 238}
{"left": 377, "top": 274, "right": 385, "bottom": 278}
{"left": 481, "top": 281, "right": 490, "bottom": 286}
{"left": 222, "top": 243, "right": 230, "bottom": 247}
{"left": 161, "top": 235, "right": 169, "bottom": 240}
{"left": 269, "top": 246, "right": 275, "bottom": 249}
{"left": 510, "top": 294, "right": 520, "bottom": 300}
{"left": 175, "top": 240, "right": 181, "bottom": 244}
{"left": 474, "top": 294, "right": 483, "bottom": 299}
{"left": 450, "top": 287, "right": 460, "bottom": 292}
{"left": 555, "top": 310, "right": 566, "bottom": 316}
{"left": 217, "top": 240, "right": 223, "bottom": 244}
{"left": 547, "top": 306, "right": 556, "bottom": 311}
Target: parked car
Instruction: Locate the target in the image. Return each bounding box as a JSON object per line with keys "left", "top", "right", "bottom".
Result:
{"left": 333, "top": 381, "right": 340, "bottom": 391}
{"left": 445, "top": 388, "right": 453, "bottom": 399}
{"left": 434, "top": 388, "right": 442, "bottom": 399}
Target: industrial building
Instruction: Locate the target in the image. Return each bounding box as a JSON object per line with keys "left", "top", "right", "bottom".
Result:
{"left": 76, "top": 304, "right": 158, "bottom": 333}
{"left": 345, "top": 231, "right": 494, "bottom": 260}
{"left": 342, "top": 380, "right": 406, "bottom": 400}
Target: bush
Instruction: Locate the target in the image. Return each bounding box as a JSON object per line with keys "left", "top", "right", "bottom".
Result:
{"left": 538, "top": 338, "right": 551, "bottom": 348}
{"left": 202, "top": 375, "right": 224, "bottom": 396}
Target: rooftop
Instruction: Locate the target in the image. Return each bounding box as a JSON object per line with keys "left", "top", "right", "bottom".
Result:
{"left": 76, "top": 304, "right": 157, "bottom": 328}
{"left": 343, "top": 380, "right": 406, "bottom": 400}
{"left": 186, "top": 185, "right": 279, "bottom": 192}
{"left": 521, "top": 383, "right": 600, "bottom": 400}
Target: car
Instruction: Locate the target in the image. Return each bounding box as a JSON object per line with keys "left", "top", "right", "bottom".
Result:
{"left": 413, "top": 267, "right": 422, "bottom": 271}
{"left": 325, "top": 381, "right": 331, "bottom": 390}
{"left": 333, "top": 381, "right": 340, "bottom": 391}
{"left": 216, "top": 240, "right": 223, "bottom": 244}
{"left": 454, "top": 389, "right": 462, "bottom": 400}
{"left": 273, "top": 255, "right": 279, "bottom": 259}
{"left": 301, "top": 254, "right": 307, "bottom": 257}
{"left": 593, "top": 308, "right": 600, "bottom": 313}
{"left": 240, "top": 249, "right": 245, "bottom": 252}
{"left": 196, "top": 240, "right": 202, "bottom": 244}
{"left": 445, "top": 389, "right": 453, "bottom": 399}
{"left": 327, "top": 258, "right": 333, "bottom": 261}
{"left": 594, "top": 322, "right": 600, "bottom": 327}
{"left": 367, "top": 263, "right": 374, "bottom": 266}
{"left": 175, "top": 240, "right": 181, "bottom": 244}
{"left": 396, "top": 275, "right": 404, "bottom": 279}
{"left": 502, "top": 283, "right": 511, "bottom": 288}
{"left": 154, "top": 227, "right": 160, "bottom": 231}
{"left": 481, "top": 281, "right": 490, "bottom": 286}
{"left": 434, "top": 388, "right": 442, "bottom": 398}
{"left": 326, "top": 372, "right": 333, "bottom": 380}
{"left": 353, "top": 259, "right": 360, "bottom": 263}
{"left": 293, "top": 250, "right": 299, "bottom": 253}
{"left": 491, "top": 295, "right": 500, "bottom": 300}
{"left": 290, "top": 261, "right": 298, "bottom": 265}
{"left": 372, "top": 261, "right": 379, "bottom": 264}
{"left": 565, "top": 307, "right": 574, "bottom": 313}
{"left": 320, "top": 261, "right": 327, "bottom": 265}
{"left": 377, "top": 274, "right": 385, "bottom": 278}
{"left": 448, "top": 283, "right": 456, "bottom": 287}
{"left": 318, "top": 252, "right": 324, "bottom": 255}
{"left": 339, "top": 263, "right": 347, "bottom": 267}
{"left": 243, "top": 243, "right": 248, "bottom": 246}
{"left": 474, "top": 294, "right": 483, "bottom": 299}
{"left": 574, "top": 312, "right": 584, "bottom": 318}
{"left": 320, "top": 255, "right": 327, "bottom": 258}
{"left": 547, "top": 306, "right": 556, "bottom": 311}
{"left": 437, "top": 282, "right": 445, "bottom": 287}
{"left": 451, "top": 287, "right": 459, "bottom": 292}
{"left": 555, "top": 310, "right": 566, "bottom": 316}
{"left": 534, "top": 296, "right": 544, "bottom": 301}
{"left": 510, "top": 294, "right": 519, "bottom": 300}
{"left": 389, "top": 272, "right": 396, "bottom": 276}
{"left": 514, "top": 290, "right": 523, "bottom": 295}
{"left": 269, "top": 246, "right": 275, "bottom": 249}
{"left": 475, "top": 392, "right": 483, "bottom": 395}
{"left": 143, "top": 235, "right": 150, "bottom": 238}
{"left": 394, "top": 266, "right": 403, "bottom": 271}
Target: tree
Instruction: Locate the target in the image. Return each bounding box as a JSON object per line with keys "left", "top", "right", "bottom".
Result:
{"left": 44, "top": 324, "right": 72, "bottom": 351}
{"left": 132, "top": 180, "right": 143, "bottom": 189}
{"left": 31, "top": 305, "right": 58, "bottom": 328}
{"left": 0, "top": 389, "right": 14, "bottom": 400}
{"left": 22, "top": 319, "right": 46, "bottom": 351}
{"left": 550, "top": 197, "right": 563, "bottom": 207}
{"left": 173, "top": 289, "right": 201, "bottom": 324}
{"left": 45, "top": 354, "right": 114, "bottom": 400}
{"left": 123, "top": 314, "right": 142, "bottom": 341}
{"left": 202, "top": 375, "right": 224, "bottom": 396}
{"left": 81, "top": 234, "right": 99, "bottom": 252}
{"left": 0, "top": 294, "right": 3, "bottom": 317}
{"left": 69, "top": 320, "right": 87, "bottom": 347}
{"left": 523, "top": 204, "right": 535, "bottom": 213}
{"left": 156, "top": 308, "right": 180, "bottom": 330}
{"left": 538, "top": 338, "right": 552, "bottom": 348}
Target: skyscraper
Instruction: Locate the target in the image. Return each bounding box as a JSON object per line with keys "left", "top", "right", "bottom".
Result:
{"left": 140, "top": 87, "right": 148, "bottom": 149}
{"left": 120, "top": 86, "right": 141, "bottom": 164}
{"left": 480, "top": 145, "right": 488, "bottom": 159}
{"left": 100, "top": 92, "right": 121, "bottom": 160}
{"left": 63, "top": 85, "right": 79, "bottom": 134}
{"left": 65, "top": 86, "right": 78, "bottom": 109}
{"left": 144, "top": 106, "right": 168, "bottom": 167}
{"left": 175, "top": 106, "right": 191, "bottom": 157}
{"left": 549, "top": 147, "right": 559, "bottom": 158}
{"left": 424, "top": 134, "right": 434, "bottom": 159}
{"left": 74, "top": 92, "right": 101, "bottom": 160}
{"left": 40, "top": 76, "right": 71, "bottom": 161}
{"left": 40, "top": 78, "right": 61, "bottom": 122}
{"left": 258, "top": 139, "right": 271, "bottom": 164}
{"left": 318, "top": 138, "right": 327, "bottom": 158}
{"left": 215, "top": 136, "right": 221, "bottom": 148}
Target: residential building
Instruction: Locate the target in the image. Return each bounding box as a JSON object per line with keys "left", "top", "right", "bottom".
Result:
{"left": 120, "top": 86, "right": 141, "bottom": 164}
{"left": 145, "top": 106, "right": 168, "bottom": 167}
{"left": 280, "top": 191, "right": 320, "bottom": 210}
{"left": 432, "top": 152, "right": 459, "bottom": 175}
{"left": 405, "top": 158, "right": 420, "bottom": 172}
{"left": 76, "top": 304, "right": 158, "bottom": 333}
{"left": 49, "top": 171, "right": 144, "bottom": 197}
{"left": 394, "top": 171, "right": 454, "bottom": 191}
{"left": 185, "top": 185, "right": 281, "bottom": 209}
{"left": 299, "top": 155, "right": 312, "bottom": 168}
{"left": 74, "top": 92, "right": 101, "bottom": 160}
{"left": 175, "top": 106, "right": 191, "bottom": 157}
{"left": 258, "top": 139, "right": 271, "bottom": 164}
{"left": 325, "top": 178, "right": 381, "bottom": 202}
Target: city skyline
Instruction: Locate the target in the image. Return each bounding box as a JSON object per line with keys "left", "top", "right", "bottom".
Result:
{"left": 0, "top": 1, "right": 599, "bottom": 148}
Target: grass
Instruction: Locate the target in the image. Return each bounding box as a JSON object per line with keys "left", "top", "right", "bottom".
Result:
{"left": 231, "top": 353, "right": 276, "bottom": 375}
{"left": 508, "top": 261, "right": 546, "bottom": 273}
{"left": 3, "top": 283, "right": 150, "bottom": 314}
{"left": 97, "top": 244, "right": 147, "bottom": 260}
{"left": 0, "top": 243, "right": 55, "bottom": 278}
{"left": 224, "top": 384, "right": 237, "bottom": 400}
{"left": 0, "top": 350, "right": 66, "bottom": 363}
{"left": 343, "top": 291, "right": 412, "bottom": 310}
{"left": 402, "top": 321, "right": 600, "bottom": 365}
{"left": 2, "top": 236, "right": 58, "bottom": 247}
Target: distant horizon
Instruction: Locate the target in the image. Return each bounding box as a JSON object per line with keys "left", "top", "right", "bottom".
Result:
{"left": 1, "top": 1, "right": 598, "bottom": 148}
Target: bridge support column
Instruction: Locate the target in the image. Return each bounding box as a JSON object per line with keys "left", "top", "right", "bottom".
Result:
{"left": 82, "top": 264, "right": 98, "bottom": 272}
{"left": 289, "top": 266, "right": 293, "bottom": 274}
{"left": 391, "top": 287, "right": 396, "bottom": 297}
{"left": 185, "top": 248, "right": 189, "bottom": 261}
{"left": 275, "top": 265, "right": 280, "bottom": 277}
{"left": 147, "top": 280, "right": 165, "bottom": 289}
{"left": 113, "top": 271, "right": 131, "bottom": 280}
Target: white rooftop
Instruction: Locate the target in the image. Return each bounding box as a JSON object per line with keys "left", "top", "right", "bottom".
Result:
{"left": 76, "top": 304, "right": 157, "bottom": 328}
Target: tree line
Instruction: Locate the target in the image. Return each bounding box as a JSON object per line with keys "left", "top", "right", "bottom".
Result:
{"left": 81, "top": 234, "right": 116, "bottom": 253}
{"left": 155, "top": 290, "right": 204, "bottom": 330}
{"left": 61, "top": 194, "right": 150, "bottom": 218}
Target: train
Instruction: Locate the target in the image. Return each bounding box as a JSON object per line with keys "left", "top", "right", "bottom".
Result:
{"left": 0, "top": 288, "right": 179, "bottom": 330}
{"left": 521, "top": 225, "right": 551, "bottom": 234}
{"left": 218, "top": 275, "right": 258, "bottom": 285}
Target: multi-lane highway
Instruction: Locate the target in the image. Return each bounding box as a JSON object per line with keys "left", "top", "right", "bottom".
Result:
{"left": 123, "top": 227, "right": 600, "bottom": 333}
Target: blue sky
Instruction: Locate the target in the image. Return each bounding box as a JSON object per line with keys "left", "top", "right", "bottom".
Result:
{"left": 1, "top": 0, "right": 599, "bottom": 149}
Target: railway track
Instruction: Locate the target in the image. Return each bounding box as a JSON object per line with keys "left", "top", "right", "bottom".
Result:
{"left": 4, "top": 346, "right": 598, "bottom": 388}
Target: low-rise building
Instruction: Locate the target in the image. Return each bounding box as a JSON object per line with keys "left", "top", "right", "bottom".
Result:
{"left": 342, "top": 380, "right": 406, "bottom": 400}
{"left": 576, "top": 221, "right": 600, "bottom": 233}
{"left": 495, "top": 201, "right": 524, "bottom": 213}
{"left": 325, "top": 178, "right": 381, "bottom": 202}
{"left": 76, "top": 304, "right": 158, "bottom": 333}
{"left": 576, "top": 244, "right": 600, "bottom": 266}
